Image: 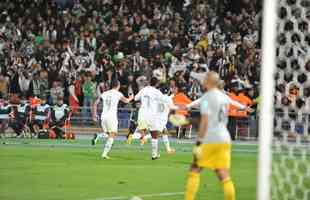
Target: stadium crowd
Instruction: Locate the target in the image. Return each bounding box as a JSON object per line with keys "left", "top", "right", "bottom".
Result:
{"left": 0, "top": 0, "right": 262, "bottom": 137}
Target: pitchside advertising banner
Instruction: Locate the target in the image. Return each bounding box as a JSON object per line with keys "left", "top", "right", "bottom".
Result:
{"left": 2, "top": 105, "right": 309, "bottom": 138}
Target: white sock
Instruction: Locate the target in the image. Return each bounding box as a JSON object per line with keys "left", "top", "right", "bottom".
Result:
{"left": 132, "top": 132, "right": 142, "bottom": 139}
{"left": 162, "top": 134, "right": 171, "bottom": 152}
{"left": 151, "top": 138, "right": 159, "bottom": 158}
{"left": 102, "top": 137, "right": 114, "bottom": 156}
{"left": 145, "top": 134, "right": 152, "bottom": 140}
{"left": 95, "top": 132, "right": 108, "bottom": 142}
{"left": 99, "top": 132, "right": 109, "bottom": 138}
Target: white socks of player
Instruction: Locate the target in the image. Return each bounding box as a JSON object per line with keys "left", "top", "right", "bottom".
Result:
{"left": 151, "top": 138, "right": 159, "bottom": 158}
{"left": 145, "top": 134, "right": 152, "bottom": 140}
{"left": 102, "top": 137, "right": 114, "bottom": 157}
{"left": 162, "top": 135, "right": 171, "bottom": 152}
{"left": 95, "top": 132, "right": 108, "bottom": 143}
{"left": 132, "top": 132, "right": 142, "bottom": 139}
{"left": 98, "top": 132, "right": 109, "bottom": 139}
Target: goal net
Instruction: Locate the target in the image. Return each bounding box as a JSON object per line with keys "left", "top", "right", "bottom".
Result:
{"left": 259, "top": 0, "right": 310, "bottom": 199}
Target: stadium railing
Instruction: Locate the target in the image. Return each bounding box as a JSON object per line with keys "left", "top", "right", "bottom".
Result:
{"left": 57, "top": 108, "right": 310, "bottom": 139}
{"left": 1, "top": 106, "right": 308, "bottom": 140}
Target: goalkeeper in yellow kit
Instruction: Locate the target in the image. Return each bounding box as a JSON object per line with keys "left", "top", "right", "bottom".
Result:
{"left": 184, "top": 72, "right": 248, "bottom": 200}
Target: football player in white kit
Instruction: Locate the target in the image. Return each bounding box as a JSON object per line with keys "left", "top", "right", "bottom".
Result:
{"left": 93, "top": 79, "right": 133, "bottom": 159}
{"left": 128, "top": 86, "right": 178, "bottom": 154}
{"left": 134, "top": 77, "right": 165, "bottom": 160}
{"left": 154, "top": 87, "right": 179, "bottom": 154}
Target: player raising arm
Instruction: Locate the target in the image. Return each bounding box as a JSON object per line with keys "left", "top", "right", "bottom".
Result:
{"left": 185, "top": 83, "right": 253, "bottom": 113}
{"left": 185, "top": 72, "right": 236, "bottom": 200}
{"left": 92, "top": 79, "right": 133, "bottom": 159}
{"left": 186, "top": 94, "right": 253, "bottom": 112}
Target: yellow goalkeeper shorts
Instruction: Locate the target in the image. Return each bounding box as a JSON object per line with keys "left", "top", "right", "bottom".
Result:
{"left": 197, "top": 143, "right": 231, "bottom": 170}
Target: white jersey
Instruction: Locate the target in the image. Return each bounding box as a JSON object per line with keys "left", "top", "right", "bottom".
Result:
{"left": 187, "top": 92, "right": 246, "bottom": 110}
{"left": 200, "top": 89, "right": 231, "bottom": 144}
{"left": 156, "top": 95, "right": 174, "bottom": 124}
{"left": 134, "top": 86, "right": 163, "bottom": 121}
{"left": 100, "top": 89, "right": 123, "bottom": 119}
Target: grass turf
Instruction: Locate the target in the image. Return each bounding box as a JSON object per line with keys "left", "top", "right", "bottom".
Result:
{"left": 0, "top": 139, "right": 257, "bottom": 200}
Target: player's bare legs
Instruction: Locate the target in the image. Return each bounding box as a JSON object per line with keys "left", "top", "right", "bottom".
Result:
{"left": 138, "top": 129, "right": 147, "bottom": 145}
{"left": 150, "top": 131, "right": 160, "bottom": 160}
{"left": 215, "top": 169, "right": 235, "bottom": 200}
{"left": 92, "top": 118, "right": 109, "bottom": 145}
{"left": 92, "top": 132, "right": 108, "bottom": 145}
{"left": 128, "top": 128, "right": 148, "bottom": 145}
{"left": 102, "top": 132, "right": 116, "bottom": 159}
{"left": 161, "top": 129, "right": 175, "bottom": 154}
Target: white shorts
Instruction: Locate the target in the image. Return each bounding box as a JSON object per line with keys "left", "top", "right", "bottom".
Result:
{"left": 137, "top": 113, "right": 150, "bottom": 130}
{"left": 137, "top": 115, "right": 161, "bottom": 132}
{"left": 101, "top": 116, "right": 118, "bottom": 133}
{"left": 157, "top": 118, "right": 168, "bottom": 133}
{"left": 150, "top": 122, "right": 163, "bottom": 132}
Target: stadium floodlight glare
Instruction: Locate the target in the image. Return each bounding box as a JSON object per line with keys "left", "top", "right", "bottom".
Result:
{"left": 258, "top": 0, "right": 277, "bottom": 200}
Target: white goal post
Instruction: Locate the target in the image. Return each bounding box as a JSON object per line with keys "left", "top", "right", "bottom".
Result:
{"left": 258, "top": 0, "right": 278, "bottom": 200}
{"left": 258, "top": 0, "right": 310, "bottom": 199}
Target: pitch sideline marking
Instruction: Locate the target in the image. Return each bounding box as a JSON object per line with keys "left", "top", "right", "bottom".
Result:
{"left": 0, "top": 140, "right": 259, "bottom": 154}
{"left": 90, "top": 191, "right": 184, "bottom": 200}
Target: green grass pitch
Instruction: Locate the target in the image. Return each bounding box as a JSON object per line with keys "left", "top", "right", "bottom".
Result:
{"left": 0, "top": 139, "right": 257, "bottom": 200}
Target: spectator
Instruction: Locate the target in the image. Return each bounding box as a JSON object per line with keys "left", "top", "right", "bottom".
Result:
{"left": 50, "top": 96, "right": 69, "bottom": 139}
{"left": 50, "top": 81, "right": 64, "bottom": 105}
{"left": 9, "top": 96, "right": 31, "bottom": 137}
{"left": 39, "top": 71, "right": 49, "bottom": 98}
{"left": 28, "top": 73, "right": 42, "bottom": 98}
{"left": 74, "top": 74, "right": 83, "bottom": 107}
{"left": 68, "top": 78, "right": 79, "bottom": 114}
{"left": 81, "top": 73, "right": 96, "bottom": 122}
{"left": 172, "top": 82, "right": 192, "bottom": 138}
{"left": 18, "top": 71, "right": 31, "bottom": 97}
{"left": 96, "top": 73, "right": 110, "bottom": 97}
{"left": 173, "top": 82, "right": 192, "bottom": 117}
{"left": 228, "top": 85, "right": 240, "bottom": 140}
{"left": 0, "top": 0, "right": 261, "bottom": 120}
{"left": 0, "top": 74, "right": 8, "bottom": 98}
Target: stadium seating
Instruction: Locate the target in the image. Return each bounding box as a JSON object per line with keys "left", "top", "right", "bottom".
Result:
{"left": 0, "top": 0, "right": 263, "bottom": 137}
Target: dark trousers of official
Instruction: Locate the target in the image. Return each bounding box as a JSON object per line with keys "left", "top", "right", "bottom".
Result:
{"left": 176, "top": 127, "right": 187, "bottom": 138}
{"left": 228, "top": 116, "right": 237, "bottom": 140}
{"left": 10, "top": 119, "right": 26, "bottom": 136}
{"left": 51, "top": 121, "right": 65, "bottom": 139}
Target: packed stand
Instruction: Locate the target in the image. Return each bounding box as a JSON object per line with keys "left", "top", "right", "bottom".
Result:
{"left": 0, "top": 0, "right": 262, "bottom": 138}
